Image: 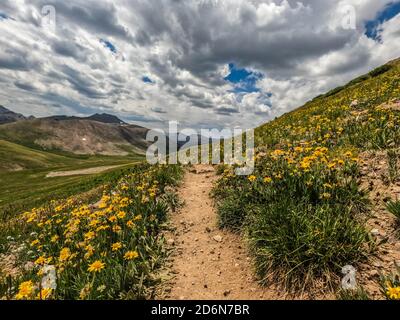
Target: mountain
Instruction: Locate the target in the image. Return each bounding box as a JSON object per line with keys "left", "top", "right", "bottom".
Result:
{"left": 0, "top": 117, "right": 150, "bottom": 156}
{"left": 44, "top": 113, "right": 127, "bottom": 125}
{"left": 0, "top": 105, "right": 30, "bottom": 124}
{"left": 86, "top": 113, "right": 126, "bottom": 124}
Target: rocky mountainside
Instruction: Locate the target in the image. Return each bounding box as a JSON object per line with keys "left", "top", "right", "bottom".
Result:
{"left": 0, "top": 115, "right": 150, "bottom": 156}
{"left": 0, "top": 106, "right": 31, "bottom": 124}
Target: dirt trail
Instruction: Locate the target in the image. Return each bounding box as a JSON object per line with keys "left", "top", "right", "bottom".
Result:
{"left": 164, "top": 165, "right": 281, "bottom": 300}
{"left": 46, "top": 165, "right": 125, "bottom": 178}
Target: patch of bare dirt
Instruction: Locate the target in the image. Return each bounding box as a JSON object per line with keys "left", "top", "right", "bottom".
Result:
{"left": 46, "top": 165, "right": 125, "bottom": 178}
{"left": 357, "top": 150, "right": 400, "bottom": 299}
{"left": 380, "top": 100, "right": 400, "bottom": 111}
{"left": 160, "top": 165, "right": 283, "bottom": 300}
{"left": 0, "top": 252, "right": 19, "bottom": 279}
{"left": 2, "top": 164, "right": 24, "bottom": 172}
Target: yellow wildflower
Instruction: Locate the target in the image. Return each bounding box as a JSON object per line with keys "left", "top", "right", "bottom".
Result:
{"left": 124, "top": 251, "right": 139, "bottom": 260}
{"left": 35, "top": 256, "right": 47, "bottom": 266}
{"left": 321, "top": 193, "right": 331, "bottom": 199}
{"left": 30, "top": 239, "right": 40, "bottom": 247}
{"left": 59, "top": 248, "right": 71, "bottom": 262}
{"left": 37, "top": 288, "right": 52, "bottom": 300}
{"left": 117, "top": 211, "right": 126, "bottom": 219}
{"left": 84, "top": 231, "right": 95, "bottom": 241}
{"left": 112, "top": 242, "right": 123, "bottom": 252}
{"left": 263, "top": 177, "right": 272, "bottom": 183}
{"left": 88, "top": 260, "right": 105, "bottom": 273}
{"left": 112, "top": 225, "right": 122, "bottom": 233}
{"left": 16, "top": 281, "right": 34, "bottom": 300}
{"left": 386, "top": 286, "right": 400, "bottom": 300}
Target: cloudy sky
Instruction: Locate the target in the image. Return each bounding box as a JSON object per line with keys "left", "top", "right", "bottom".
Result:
{"left": 0, "top": 0, "right": 400, "bottom": 130}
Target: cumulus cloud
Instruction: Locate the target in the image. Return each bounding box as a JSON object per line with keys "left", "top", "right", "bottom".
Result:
{"left": 0, "top": 0, "right": 399, "bottom": 130}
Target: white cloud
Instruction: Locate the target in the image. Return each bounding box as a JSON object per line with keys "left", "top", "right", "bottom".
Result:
{"left": 0, "top": 0, "right": 399, "bottom": 131}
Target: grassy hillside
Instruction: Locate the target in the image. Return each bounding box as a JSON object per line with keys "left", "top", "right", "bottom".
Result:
{"left": 213, "top": 58, "right": 400, "bottom": 297}
{"left": 0, "top": 140, "right": 144, "bottom": 221}
{"left": 0, "top": 163, "right": 183, "bottom": 300}
{"left": 0, "top": 140, "right": 67, "bottom": 171}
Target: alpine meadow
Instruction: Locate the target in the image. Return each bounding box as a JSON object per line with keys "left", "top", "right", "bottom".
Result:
{"left": 1, "top": 0, "right": 400, "bottom": 310}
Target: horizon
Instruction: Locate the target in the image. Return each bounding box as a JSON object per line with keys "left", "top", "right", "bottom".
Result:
{"left": 1, "top": 0, "right": 400, "bottom": 306}
{"left": 0, "top": 1, "right": 400, "bottom": 131}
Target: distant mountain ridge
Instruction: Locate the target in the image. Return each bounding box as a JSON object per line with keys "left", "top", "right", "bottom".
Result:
{"left": 0, "top": 105, "right": 32, "bottom": 124}
{"left": 0, "top": 117, "right": 150, "bottom": 156}
{"left": 0, "top": 106, "right": 209, "bottom": 156}
{"left": 0, "top": 105, "right": 127, "bottom": 125}
{"left": 44, "top": 113, "right": 127, "bottom": 125}
{"left": 87, "top": 113, "right": 127, "bottom": 124}
{"left": 0, "top": 106, "right": 150, "bottom": 156}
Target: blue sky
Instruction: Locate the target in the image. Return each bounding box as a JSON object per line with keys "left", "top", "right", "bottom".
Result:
{"left": 365, "top": 1, "right": 400, "bottom": 40}
{"left": 1, "top": 0, "right": 400, "bottom": 130}
{"left": 224, "top": 63, "right": 263, "bottom": 94}
{"left": 100, "top": 39, "right": 117, "bottom": 54}
{"left": 0, "top": 12, "right": 10, "bottom": 20}
{"left": 142, "top": 76, "right": 154, "bottom": 84}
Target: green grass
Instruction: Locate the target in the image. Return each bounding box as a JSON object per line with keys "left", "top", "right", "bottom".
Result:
{"left": 386, "top": 200, "right": 400, "bottom": 221}
{"left": 0, "top": 164, "right": 183, "bottom": 300}
{"left": 0, "top": 140, "right": 144, "bottom": 221}
{"left": 337, "top": 288, "right": 370, "bottom": 300}
{"left": 387, "top": 149, "right": 400, "bottom": 183}
{"left": 214, "top": 156, "right": 370, "bottom": 290}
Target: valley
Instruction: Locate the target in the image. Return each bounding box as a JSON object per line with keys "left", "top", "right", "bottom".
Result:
{"left": 0, "top": 139, "right": 144, "bottom": 222}
{"left": 0, "top": 58, "right": 400, "bottom": 301}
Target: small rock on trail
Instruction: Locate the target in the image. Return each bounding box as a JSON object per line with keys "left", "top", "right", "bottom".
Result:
{"left": 213, "top": 235, "right": 223, "bottom": 243}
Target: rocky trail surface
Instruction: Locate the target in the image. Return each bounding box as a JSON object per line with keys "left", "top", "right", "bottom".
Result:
{"left": 162, "top": 165, "right": 281, "bottom": 300}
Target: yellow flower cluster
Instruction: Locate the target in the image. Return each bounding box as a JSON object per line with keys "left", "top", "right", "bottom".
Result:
{"left": 9, "top": 164, "right": 181, "bottom": 300}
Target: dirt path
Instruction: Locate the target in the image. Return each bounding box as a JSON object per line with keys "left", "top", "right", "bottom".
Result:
{"left": 164, "top": 165, "right": 281, "bottom": 300}
{"left": 357, "top": 151, "right": 400, "bottom": 299}
{"left": 46, "top": 165, "right": 125, "bottom": 178}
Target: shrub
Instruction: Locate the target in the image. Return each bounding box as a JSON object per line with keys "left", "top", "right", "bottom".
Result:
{"left": 215, "top": 146, "right": 370, "bottom": 290}
{"left": 249, "top": 200, "right": 367, "bottom": 289}
{"left": 217, "top": 192, "right": 248, "bottom": 231}
{"left": 369, "top": 64, "right": 392, "bottom": 78}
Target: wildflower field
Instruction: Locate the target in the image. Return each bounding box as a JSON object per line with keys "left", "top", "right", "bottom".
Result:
{"left": 1, "top": 58, "right": 400, "bottom": 301}
{"left": 213, "top": 58, "right": 400, "bottom": 296}
{"left": 0, "top": 163, "right": 182, "bottom": 300}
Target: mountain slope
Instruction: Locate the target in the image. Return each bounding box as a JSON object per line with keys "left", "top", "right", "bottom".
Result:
{"left": 0, "top": 118, "right": 150, "bottom": 156}
{"left": 255, "top": 57, "right": 400, "bottom": 146}
{"left": 43, "top": 113, "right": 127, "bottom": 124}
{"left": 86, "top": 113, "right": 127, "bottom": 124}
{"left": 213, "top": 57, "right": 400, "bottom": 298}
{"left": 0, "top": 106, "right": 29, "bottom": 124}
{"left": 0, "top": 139, "right": 74, "bottom": 172}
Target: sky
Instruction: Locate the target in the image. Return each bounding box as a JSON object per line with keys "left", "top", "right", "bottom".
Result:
{"left": 0, "top": 0, "right": 400, "bottom": 131}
